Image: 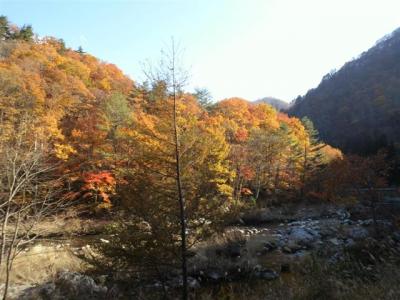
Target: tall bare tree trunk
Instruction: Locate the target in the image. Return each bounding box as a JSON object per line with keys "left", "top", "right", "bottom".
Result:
{"left": 3, "top": 211, "right": 20, "bottom": 300}
{"left": 143, "top": 39, "right": 190, "bottom": 299}
{"left": 0, "top": 203, "right": 10, "bottom": 268}
{"left": 171, "top": 42, "right": 188, "bottom": 300}
{"left": 255, "top": 166, "right": 262, "bottom": 201}
{"left": 273, "top": 160, "right": 281, "bottom": 201}
{"left": 300, "top": 143, "right": 308, "bottom": 199}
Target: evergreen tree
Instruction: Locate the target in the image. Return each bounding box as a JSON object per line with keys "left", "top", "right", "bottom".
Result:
{"left": 0, "top": 16, "right": 10, "bottom": 40}
{"left": 16, "top": 25, "right": 34, "bottom": 41}
{"left": 77, "top": 46, "right": 85, "bottom": 54}
{"left": 193, "top": 87, "right": 213, "bottom": 111}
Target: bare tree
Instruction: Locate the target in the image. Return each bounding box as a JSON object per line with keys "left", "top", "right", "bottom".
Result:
{"left": 0, "top": 115, "right": 65, "bottom": 300}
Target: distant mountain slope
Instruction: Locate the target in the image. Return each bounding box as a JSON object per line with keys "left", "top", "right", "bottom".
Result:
{"left": 254, "top": 97, "right": 290, "bottom": 111}
{"left": 288, "top": 27, "right": 400, "bottom": 154}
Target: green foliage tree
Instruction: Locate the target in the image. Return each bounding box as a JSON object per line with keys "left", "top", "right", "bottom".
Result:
{"left": 0, "top": 16, "right": 10, "bottom": 40}
{"left": 93, "top": 42, "right": 234, "bottom": 300}
{"left": 193, "top": 87, "right": 213, "bottom": 111}
{"left": 76, "top": 46, "right": 85, "bottom": 54}
{"left": 14, "top": 25, "right": 34, "bottom": 41}
{"left": 102, "top": 93, "right": 131, "bottom": 140}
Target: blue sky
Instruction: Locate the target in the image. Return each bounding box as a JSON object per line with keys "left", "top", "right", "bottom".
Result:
{"left": 1, "top": 0, "right": 400, "bottom": 102}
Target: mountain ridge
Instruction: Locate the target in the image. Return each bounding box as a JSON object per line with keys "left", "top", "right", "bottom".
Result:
{"left": 288, "top": 27, "right": 400, "bottom": 154}
{"left": 253, "top": 96, "right": 290, "bottom": 111}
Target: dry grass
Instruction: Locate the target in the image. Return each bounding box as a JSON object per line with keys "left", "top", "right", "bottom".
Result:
{"left": 191, "top": 259, "right": 400, "bottom": 300}
{"left": 198, "top": 233, "right": 400, "bottom": 299}
{"left": 192, "top": 229, "right": 252, "bottom": 271}
{"left": 32, "top": 209, "right": 109, "bottom": 237}
{"left": 0, "top": 244, "right": 84, "bottom": 285}
{"left": 0, "top": 243, "right": 86, "bottom": 299}
{"left": 0, "top": 210, "right": 100, "bottom": 298}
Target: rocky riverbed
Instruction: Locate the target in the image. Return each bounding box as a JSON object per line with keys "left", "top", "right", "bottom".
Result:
{"left": 3, "top": 202, "right": 400, "bottom": 299}
{"left": 188, "top": 203, "right": 395, "bottom": 285}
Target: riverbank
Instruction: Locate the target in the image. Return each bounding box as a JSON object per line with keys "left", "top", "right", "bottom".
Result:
{"left": 3, "top": 201, "right": 400, "bottom": 299}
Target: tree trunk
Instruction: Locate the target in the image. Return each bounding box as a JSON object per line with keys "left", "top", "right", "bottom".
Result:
{"left": 0, "top": 201, "right": 11, "bottom": 268}
{"left": 273, "top": 161, "right": 281, "bottom": 201}
{"left": 3, "top": 212, "right": 20, "bottom": 300}
{"left": 300, "top": 144, "right": 308, "bottom": 199}
{"left": 171, "top": 51, "right": 188, "bottom": 300}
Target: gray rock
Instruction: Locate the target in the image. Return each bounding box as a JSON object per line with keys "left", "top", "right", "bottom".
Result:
{"left": 293, "top": 250, "right": 311, "bottom": 259}
{"left": 255, "top": 269, "right": 279, "bottom": 280}
{"left": 282, "top": 246, "right": 292, "bottom": 254}
{"left": 253, "top": 264, "right": 263, "bottom": 272}
{"left": 328, "top": 238, "right": 341, "bottom": 246}
{"left": 206, "top": 270, "right": 224, "bottom": 282}
{"left": 286, "top": 241, "right": 302, "bottom": 252}
{"left": 38, "top": 283, "right": 56, "bottom": 298}
{"left": 289, "top": 227, "right": 319, "bottom": 247}
{"left": 237, "top": 218, "right": 245, "bottom": 225}
{"left": 263, "top": 241, "right": 277, "bottom": 251}
{"left": 319, "top": 227, "right": 336, "bottom": 238}
{"left": 55, "top": 271, "right": 107, "bottom": 298}
{"left": 306, "top": 228, "right": 321, "bottom": 237}
{"left": 344, "top": 238, "right": 356, "bottom": 248}
{"left": 188, "top": 277, "right": 200, "bottom": 289}
{"left": 341, "top": 219, "right": 353, "bottom": 225}
{"left": 20, "top": 271, "right": 107, "bottom": 300}
{"left": 167, "top": 276, "right": 200, "bottom": 289}
{"left": 346, "top": 226, "right": 369, "bottom": 240}
{"left": 337, "top": 209, "right": 350, "bottom": 220}
{"left": 360, "top": 219, "right": 373, "bottom": 226}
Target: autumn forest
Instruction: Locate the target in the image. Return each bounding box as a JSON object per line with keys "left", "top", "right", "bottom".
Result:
{"left": 1, "top": 14, "right": 400, "bottom": 300}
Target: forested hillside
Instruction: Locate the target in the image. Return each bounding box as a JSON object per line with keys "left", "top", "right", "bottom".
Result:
{"left": 0, "top": 17, "right": 341, "bottom": 213}
{"left": 289, "top": 27, "right": 400, "bottom": 154}
{"left": 253, "top": 97, "right": 289, "bottom": 111}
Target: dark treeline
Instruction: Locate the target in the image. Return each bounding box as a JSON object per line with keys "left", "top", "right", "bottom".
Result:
{"left": 288, "top": 27, "right": 400, "bottom": 181}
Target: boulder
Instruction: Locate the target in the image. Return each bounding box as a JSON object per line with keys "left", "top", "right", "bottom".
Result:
{"left": 306, "top": 228, "right": 321, "bottom": 237}
{"left": 344, "top": 238, "right": 356, "bottom": 248}
{"left": 55, "top": 271, "right": 107, "bottom": 298}
{"left": 359, "top": 219, "right": 373, "bottom": 226}
{"left": 20, "top": 271, "right": 108, "bottom": 300}
{"left": 204, "top": 270, "right": 225, "bottom": 282}
{"left": 337, "top": 208, "right": 350, "bottom": 220}
{"left": 319, "top": 226, "right": 338, "bottom": 238}
{"left": 166, "top": 276, "right": 200, "bottom": 289}
{"left": 216, "top": 242, "right": 242, "bottom": 258}
{"left": 293, "top": 250, "right": 311, "bottom": 259}
{"left": 188, "top": 277, "right": 200, "bottom": 289}
{"left": 328, "top": 238, "right": 341, "bottom": 246}
{"left": 282, "top": 246, "right": 293, "bottom": 254}
{"left": 289, "top": 227, "right": 320, "bottom": 248}
{"left": 345, "top": 226, "right": 369, "bottom": 240}
{"left": 263, "top": 241, "right": 278, "bottom": 252}
{"left": 255, "top": 269, "right": 279, "bottom": 280}
{"left": 286, "top": 241, "right": 303, "bottom": 252}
